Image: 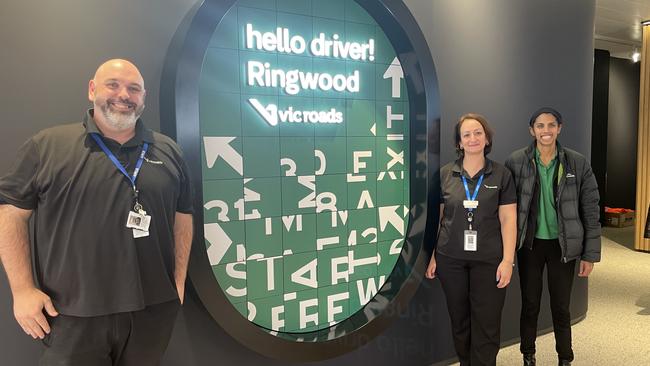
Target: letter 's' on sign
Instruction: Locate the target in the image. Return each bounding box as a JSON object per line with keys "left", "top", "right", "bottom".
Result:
{"left": 163, "top": 0, "right": 439, "bottom": 361}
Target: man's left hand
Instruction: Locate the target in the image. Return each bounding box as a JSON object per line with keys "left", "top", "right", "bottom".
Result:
{"left": 578, "top": 260, "right": 594, "bottom": 277}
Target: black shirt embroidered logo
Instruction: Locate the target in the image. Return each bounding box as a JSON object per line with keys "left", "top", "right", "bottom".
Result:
{"left": 144, "top": 157, "right": 164, "bottom": 165}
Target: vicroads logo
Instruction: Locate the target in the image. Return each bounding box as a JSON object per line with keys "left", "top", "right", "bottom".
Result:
{"left": 248, "top": 98, "right": 344, "bottom": 126}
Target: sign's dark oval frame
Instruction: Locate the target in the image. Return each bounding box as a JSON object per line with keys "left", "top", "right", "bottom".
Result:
{"left": 161, "top": 0, "right": 440, "bottom": 361}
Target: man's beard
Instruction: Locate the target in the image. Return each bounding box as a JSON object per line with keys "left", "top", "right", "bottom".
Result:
{"left": 97, "top": 100, "right": 144, "bottom": 131}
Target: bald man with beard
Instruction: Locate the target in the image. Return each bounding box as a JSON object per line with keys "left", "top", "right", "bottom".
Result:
{"left": 0, "top": 59, "right": 194, "bottom": 365}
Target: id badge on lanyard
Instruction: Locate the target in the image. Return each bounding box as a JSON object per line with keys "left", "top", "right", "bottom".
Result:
{"left": 91, "top": 133, "right": 152, "bottom": 238}
{"left": 464, "top": 230, "right": 477, "bottom": 251}
{"left": 462, "top": 174, "right": 483, "bottom": 252}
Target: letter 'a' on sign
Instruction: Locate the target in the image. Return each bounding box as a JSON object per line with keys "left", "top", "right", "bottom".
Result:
{"left": 163, "top": 0, "right": 440, "bottom": 361}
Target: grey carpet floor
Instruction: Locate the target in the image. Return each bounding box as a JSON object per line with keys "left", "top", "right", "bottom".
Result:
{"left": 449, "top": 234, "right": 650, "bottom": 365}
{"left": 498, "top": 236, "right": 650, "bottom": 365}
{"left": 601, "top": 225, "right": 636, "bottom": 251}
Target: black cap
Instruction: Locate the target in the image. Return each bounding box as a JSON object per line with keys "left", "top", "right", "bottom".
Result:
{"left": 529, "top": 107, "right": 563, "bottom": 126}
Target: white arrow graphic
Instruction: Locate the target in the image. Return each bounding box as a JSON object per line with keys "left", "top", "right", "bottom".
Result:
{"left": 249, "top": 98, "right": 278, "bottom": 126}
{"left": 203, "top": 136, "right": 243, "bottom": 176}
{"left": 205, "top": 222, "right": 233, "bottom": 265}
{"left": 379, "top": 205, "right": 405, "bottom": 236}
{"left": 383, "top": 57, "right": 404, "bottom": 98}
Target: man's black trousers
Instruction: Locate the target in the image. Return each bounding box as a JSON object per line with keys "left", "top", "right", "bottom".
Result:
{"left": 517, "top": 238, "right": 576, "bottom": 362}
{"left": 39, "top": 299, "right": 180, "bottom": 366}
{"left": 436, "top": 253, "right": 507, "bottom": 366}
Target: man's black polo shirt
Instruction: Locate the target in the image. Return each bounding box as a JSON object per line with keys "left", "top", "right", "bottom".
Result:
{"left": 0, "top": 110, "right": 193, "bottom": 316}
{"left": 437, "top": 158, "right": 516, "bottom": 261}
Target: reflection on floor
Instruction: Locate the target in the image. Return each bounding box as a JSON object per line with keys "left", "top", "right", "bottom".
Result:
{"left": 602, "top": 225, "right": 635, "bottom": 251}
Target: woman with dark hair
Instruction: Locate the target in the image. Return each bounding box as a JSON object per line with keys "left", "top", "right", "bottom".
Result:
{"left": 426, "top": 113, "right": 517, "bottom": 366}
{"left": 505, "top": 107, "right": 601, "bottom": 366}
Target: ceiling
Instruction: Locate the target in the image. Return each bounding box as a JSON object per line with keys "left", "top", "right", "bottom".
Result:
{"left": 595, "top": 0, "right": 650, "bottom": 59}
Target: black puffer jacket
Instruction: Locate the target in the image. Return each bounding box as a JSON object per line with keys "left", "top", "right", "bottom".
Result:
{"left": 505, "top": 142, "right": 601, "bottom": 263}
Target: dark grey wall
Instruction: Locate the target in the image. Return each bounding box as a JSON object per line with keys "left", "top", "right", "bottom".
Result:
{"left": 0, "top": 0, "right": 198, "bottom": 173}
{"left": 0, "top": 1, "right": 595, "bottom": 365}
{"left": 406, "top": 0, "right": 595, "bottom": 163}
{"left": 0, "top": 0, "right": 197, "bottom": 364}
{"left": 606, "top": 57, "right": 640, "bottom": 209}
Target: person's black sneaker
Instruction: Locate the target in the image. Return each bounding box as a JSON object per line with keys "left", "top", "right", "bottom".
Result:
{"left": 558, "top": 360, "right": 571, "bottom": 366}
{"left": 523, "top": 353, "right": 536, "bottom": 366}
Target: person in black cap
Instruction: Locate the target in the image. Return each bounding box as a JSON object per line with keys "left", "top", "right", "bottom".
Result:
{"left": 505, "top": 107, "right": 601, "bottom": 366}
{"left": 0, "top": 59, "right": 194, "bottom": 365}
{"left": 426, "top": 113, "right": 517, "bottom": 366}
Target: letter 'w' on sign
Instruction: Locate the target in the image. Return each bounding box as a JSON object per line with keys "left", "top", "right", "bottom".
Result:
{"left": 249, "top": 98, "right": 278, "bottom": 126}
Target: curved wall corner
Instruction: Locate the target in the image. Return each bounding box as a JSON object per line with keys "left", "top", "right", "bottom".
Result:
{"left": 403, "top": 0, "right": 595, "bottom": 347}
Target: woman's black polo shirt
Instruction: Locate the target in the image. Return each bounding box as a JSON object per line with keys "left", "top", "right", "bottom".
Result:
{"left": 0, "top": 110, "right": 193, "bottom": 317}
{"left": 437, "top": 158, "right": 516, "bottom": 261}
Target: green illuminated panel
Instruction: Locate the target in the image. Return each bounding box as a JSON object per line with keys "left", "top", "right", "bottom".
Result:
{"left": 200, "top": 0, "right": 409, "bottom": 334}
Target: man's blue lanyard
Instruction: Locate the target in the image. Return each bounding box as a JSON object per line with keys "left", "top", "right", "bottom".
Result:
{"left": 90, "top": 133, "right": 149, "bottom": 194}
{"left": 461, "top": 174, "right": 484, "bottom": 212}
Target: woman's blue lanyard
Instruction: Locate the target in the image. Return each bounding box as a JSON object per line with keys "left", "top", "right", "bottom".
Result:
{"left": 90, "top": 133, "right": 149, "bottom": 211}
{"left": 461, "top": 174, "right": 483, "bottom": 230}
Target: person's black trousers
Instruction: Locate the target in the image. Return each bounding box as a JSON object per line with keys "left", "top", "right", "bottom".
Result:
{"left": 40, "top": 299, "right": 180, "bottom": 366}
{"left": 436, "top": 253, "right": 507, "bottom": 366}
{"left": 517, "top": 238, "right": 576, "bottom": 362}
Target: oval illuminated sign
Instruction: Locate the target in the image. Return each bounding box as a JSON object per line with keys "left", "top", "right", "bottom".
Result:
{"left": 162, "top": 0, "right": 439, "bottom": 361}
